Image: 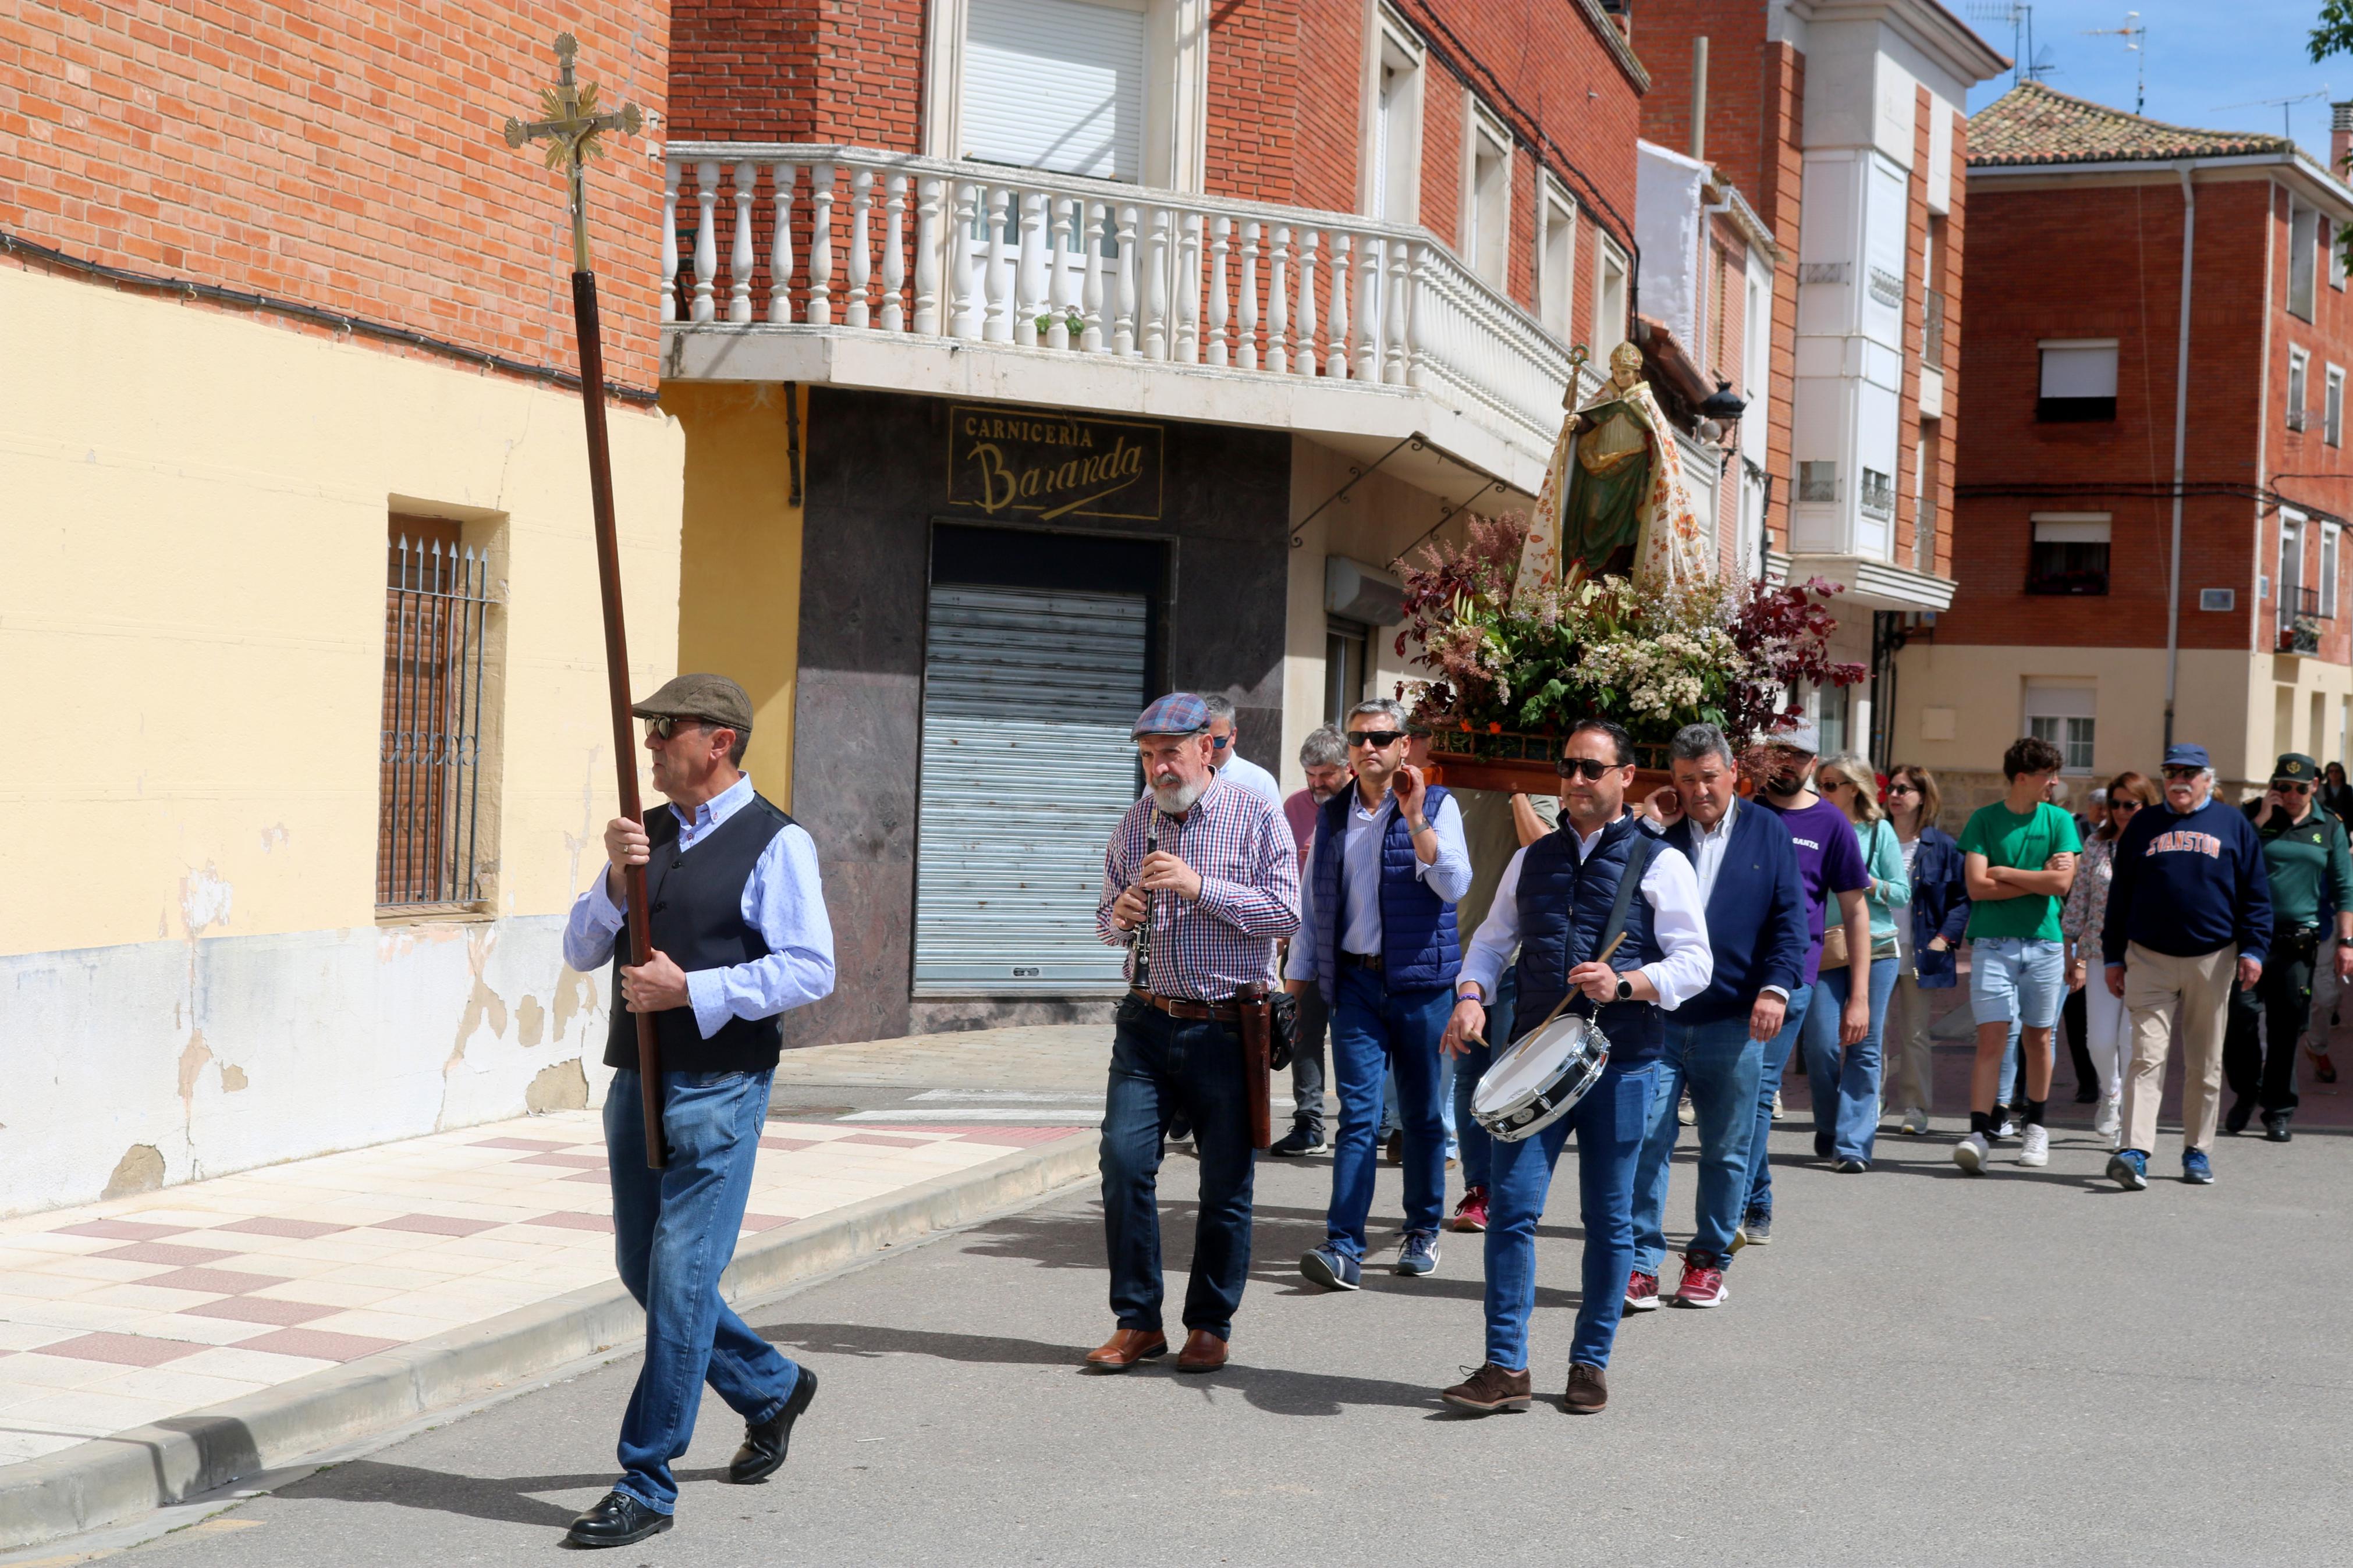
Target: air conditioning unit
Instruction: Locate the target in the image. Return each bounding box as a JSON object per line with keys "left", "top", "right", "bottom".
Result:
{"left": 1326, "top": 556, "right": 1407, "bottom": 625}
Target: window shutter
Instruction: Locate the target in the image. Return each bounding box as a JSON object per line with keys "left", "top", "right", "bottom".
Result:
{"left": 963, "top": 0, "right": 1148, "bottom": 183}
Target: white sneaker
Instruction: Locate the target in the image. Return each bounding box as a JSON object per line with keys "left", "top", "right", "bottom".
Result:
{"left": 2018, "top": 1125, "right": 2050, "bottom": 1166}
{"left": 2093, "top": 1097, "right": 2121, "bottom": 1146}
{"left": 1953, "top": 1132, "right": 1990, "bottom": 1175}
{"left": 1677, "top": 1093, "right": 1696, "bottom": 1127}
{"left": 1897, "top": 1107, "right": 1929, "bottom": 1136}
{"left": 1771, "top": 1090, "right": 1786, "bottom": 1122}
{"left": 1992, "top": 1114, "right": 2017, "bottom": 1140}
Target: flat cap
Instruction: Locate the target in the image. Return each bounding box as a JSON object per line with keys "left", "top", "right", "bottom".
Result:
{"left": 631, "top": 673, "right": 754, "bottom": 734}
{"left": 2273, "top": 751, "right": 2320, "bottom": 783}
{"left": 2162, "top": 742, "right": 2210, "bottom": 771}
{"left": 1133, "top": 692, "right": 1209, "bottom": 738}
{"left": 1769, "top": 715, "right": 1820, "bottom": 754}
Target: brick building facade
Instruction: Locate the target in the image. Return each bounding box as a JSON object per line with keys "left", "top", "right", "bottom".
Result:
{"left": 1902, "top": 82, "right": 2353, "bottom": 810}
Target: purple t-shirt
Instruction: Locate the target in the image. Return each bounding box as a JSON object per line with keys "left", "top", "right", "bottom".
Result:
{"left": 1761, "top": 795, "right": 1873, "bottom": 986}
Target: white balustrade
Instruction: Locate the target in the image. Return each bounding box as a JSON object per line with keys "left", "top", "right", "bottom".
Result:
{"left": 659, "top": 146, "right": 1578, "bottom": 446}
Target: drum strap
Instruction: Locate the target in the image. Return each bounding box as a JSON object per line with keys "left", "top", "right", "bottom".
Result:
{"left": 1522, "top": 831, "right": 1657, "bottom": 1040}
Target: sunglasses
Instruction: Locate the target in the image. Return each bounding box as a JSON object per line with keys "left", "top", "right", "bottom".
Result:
{"left": 1819, "top": 776, "right": 1855, "bottom": 791}
{"left": 2161, "top": 766, "right": 2204, "bottom": 780}
{"left": 2273, "top": 780, "right": 2313, "bottom": 794}
{"left": 645, "top": 714, "right": 721, "bottom": 741}
{"left": 1209, "top": 733, "right": 1233, "bottom": 751}
{"left": 1554, "top": 756, "right": 1624, "bottom": 781}
{"left": 1346, "top": 730, "right": 1406, "bottom": 749}
{"left": 2111, "top": 799, "right": 2142, "bottom": 812}
{"left": 1885, "top": 782, "right": 1919, "bottom": 797}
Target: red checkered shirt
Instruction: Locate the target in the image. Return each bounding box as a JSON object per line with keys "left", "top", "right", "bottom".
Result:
{"left": 1096, "top": 774, "right": 1301, "bottom": 1001}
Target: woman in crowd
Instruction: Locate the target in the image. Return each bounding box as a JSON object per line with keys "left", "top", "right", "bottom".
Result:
{"left": 1802, "top": 756, "right": 1909, "bottom": 1171}
{"left": 2060, "top": 770, "right": 2159, "bottom": 1146}
{"left": 1882, "top": 765, "right": 1968, "bottom": 1135}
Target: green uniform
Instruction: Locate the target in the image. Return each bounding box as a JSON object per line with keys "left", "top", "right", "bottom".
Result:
{"left": 1958, "top": 800, "right": 2083, "bottom": 943}
{"left": 2244, "top": 802, "right": 2353, "bottom": 929}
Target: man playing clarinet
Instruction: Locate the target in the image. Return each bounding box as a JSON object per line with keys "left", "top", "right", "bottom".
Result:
{"left": 1436, "top": 719, "right": 1712, "bottom": 1414}
{"left": 1089, "top": 693, "right": 1301, "bottom": 1374}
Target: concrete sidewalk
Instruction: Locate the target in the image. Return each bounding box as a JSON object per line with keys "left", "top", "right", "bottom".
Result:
{"left": 0, "top": 1027, "right": 1117, "bottom": 1551}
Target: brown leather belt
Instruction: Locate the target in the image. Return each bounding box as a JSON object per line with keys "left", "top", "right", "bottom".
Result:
{"left": 1337, "top": 950, "right": 1385, "bottom": 970}
{"left": 1129, "top": 989, "right": 1243, "bottom": 1022}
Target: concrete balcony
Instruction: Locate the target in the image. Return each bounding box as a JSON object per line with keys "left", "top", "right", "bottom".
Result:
{"left": 655, "top": 144, "right": 1589, "bottom": 496}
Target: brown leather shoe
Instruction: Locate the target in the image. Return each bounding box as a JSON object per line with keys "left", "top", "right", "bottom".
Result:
{"left": 1563, "top": 1361, "right": 1609, "bottom": 1414}
{"left": 1440, "top": 1362, "right": 1531, "bottom": 1413}
{"left": 1175, "top": 1328, "right": 1227, "bottom": 1373}
{"left": 1083, "top": 1328, "right": 1167, "bottom": 1371}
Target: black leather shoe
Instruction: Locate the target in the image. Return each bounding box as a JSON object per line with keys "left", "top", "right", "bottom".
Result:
{"left": 2264, "top": 1112, "right": 2294, "bottom": 1143}
{"left": 2224, "top": 1097, "right": 2253, "bottom": 1136}
{"left": 564, "top": 1491, "right": 672, "bottom": 1548}
{"left": 727, "top": 1366, "right": 819, "bottom": 1484}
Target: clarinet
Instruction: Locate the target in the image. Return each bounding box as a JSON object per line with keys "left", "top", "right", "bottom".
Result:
{"left": 1128, "top": 810, "right": 1162, "bottom": 993}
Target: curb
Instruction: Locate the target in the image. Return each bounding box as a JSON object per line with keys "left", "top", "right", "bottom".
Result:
{"left": 0, "top": 1130, "right": 1099, "bottom": 1552}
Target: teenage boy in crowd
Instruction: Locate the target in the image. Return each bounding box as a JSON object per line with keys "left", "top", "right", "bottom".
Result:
{"left": 2223, "top": 752, "right": 2353, "bottom": 1143}
{"left": 2103, "top": 744, "right": 2272, "bottom": 1189}
{"left": 1952, "top": 737, "right": 2079, "bottom": 1174}
{"left": 1736, "top": 719, "right": 1871, "bottom": 1247}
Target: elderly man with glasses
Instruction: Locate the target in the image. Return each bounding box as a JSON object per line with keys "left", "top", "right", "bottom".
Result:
{"left": 2220, "top": 752, "right": 2353, "bottom": 1143}
{"left": 1288, "top": 698, "right": 1473, "bottom": 1289}
{"left": 558, "top": 674, "right": 836, "bottom": 1548}
{"left": 2103, "top": 744, "right": 2274, "bottom": 1189}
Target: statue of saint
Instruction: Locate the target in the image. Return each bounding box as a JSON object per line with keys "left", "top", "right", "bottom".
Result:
{"left": 1516, "top": 340, "right": 1710, "bottom": 600}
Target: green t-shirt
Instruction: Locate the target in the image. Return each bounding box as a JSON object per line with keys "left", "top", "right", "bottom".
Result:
{"left": 1958, "top": 800, "right": 2084, "bottom": 942}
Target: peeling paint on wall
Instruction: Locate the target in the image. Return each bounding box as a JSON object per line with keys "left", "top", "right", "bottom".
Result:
{"left": 178, "top": 1030, "right": 212, "bottom": 1118}
{"left": 525, "top": 1059, "right": 588, "bottom": 1112}
{"left": 516, "top": 994, "right": 546, "bottom": 1047}
{"left": 220, "top": 1064, "right": 249, "bottom": 1091}
{"left": 102, "top": 1144, "right": 165, "bottom": 1199}
{"left": 258, "top": 823, "right": 290, "bottom": 854}
{"left": 552, "top": 966, "right": 597, "bottom": 1043}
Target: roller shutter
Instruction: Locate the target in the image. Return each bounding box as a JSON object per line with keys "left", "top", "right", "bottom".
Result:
{"left": 961, "top": 0, "right": 1147, "bottom": 183}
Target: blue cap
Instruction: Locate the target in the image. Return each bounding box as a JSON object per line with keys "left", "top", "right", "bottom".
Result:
{"left": 2163, "top": 742, "right": 2211, "bottom": 770}
{"left": 1133, "top": 692, "right": 1209, "bottom": 738}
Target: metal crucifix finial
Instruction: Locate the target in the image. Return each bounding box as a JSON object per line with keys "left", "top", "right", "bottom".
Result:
{"left": 501, "top": 33, "right": 643, "bottom": 273}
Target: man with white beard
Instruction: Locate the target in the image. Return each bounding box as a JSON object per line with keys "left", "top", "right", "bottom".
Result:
{"left": 1088, "top": 693, "right": 1301, "bottom": 1374}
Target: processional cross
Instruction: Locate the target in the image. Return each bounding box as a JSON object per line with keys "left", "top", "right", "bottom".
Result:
{"left": 500, "top": 37, "right": 666, "bottom": 1168}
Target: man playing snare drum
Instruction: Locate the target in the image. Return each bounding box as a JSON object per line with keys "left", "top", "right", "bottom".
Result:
{"left": 1436, "top": 718, "right": 1712, "bottom": 1415}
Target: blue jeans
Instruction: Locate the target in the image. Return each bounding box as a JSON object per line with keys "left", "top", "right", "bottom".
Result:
{"left": 1484, "top": 1061, "right": 1657, "bottom": 1371}
{"left": 1451, "top": 968, "right": 1521, "bottom": 1192}
{"left": 1326, "top": 969, "right": 1454, "bottom": 1258}
{"left": 1741, "top": 985, "right": 1815, "bottom": 1221}
{"left": 1382, "top": 1059, "right": 1461, "bottom": 1158}
{"left": 605, "top": 1068, "right": 803, "bottom": 1516}
{"left": 1802, "top": 955, "right": 1900, "bottom": 1163}
{"left": 1101, "top": 997, "right": 1257, "bottom": 1340}
{"left": 1630, "top": 1014, "right": 1763, "bottom": 1275}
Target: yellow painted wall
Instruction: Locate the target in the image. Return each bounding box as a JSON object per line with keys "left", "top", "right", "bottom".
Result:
{"left": 0, "top": 262, "right": 684, "bottom": 956}
{"left": 663, "top": 382, "right": 805, "bottom": 809}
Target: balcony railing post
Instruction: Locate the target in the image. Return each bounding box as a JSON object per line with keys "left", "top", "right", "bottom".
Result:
{"left": 1114, "top": 204, "right": 1139, "bottom": 356}
{"left": 660, "top": 159, "right": 680, "bottom": 323}
{"left": 845, "top": 167, "right": 874, "bottom": 329}
{"left": 1266, "top": 225, "right": 1290, "bottom": 375}
{"left": 1081, "top": 201, "right": 1106, "bottom": 353}
{"left": 1354, "top": 233, "right": 1380, "bottom": 380}
{"left": 1175, "top": 211, "right": 1202, "bottom": 365}
{"left": 1237, "top": 221, "right": 1259, "bottom": 371}
{"left": 1143, "top": 207, "right": 1170, "bottom": 361}
{"left": 950, "top": 180, "right": 981, "bottom": 340}
{"left": 1293, "top": 229, "right": 1319, "bottom": 378}
{"left": 767, "top": 161, "right": 796, "bottom": 324}
{"left": 1206, "top": 215, "right": 1230, "bottom": 367}
{"left": 1016, "top": 189, "right": 1046, "bottom": 348}
{"left": 807, "top": 162, "right": 836, "bottom": 326}
{"left": 914, "top": 176, "right": 943, "bottom": 336}
{"left": 693, "top": 161, "right": 719, "bottom": 323}
{"left": 881, "top": 172, "right": 908, "bottom": 332}
{"left": 1406, "top": 241, "right": 1433, "bottom": 389}
{"left": 1384, "top": 235, "right": 1410, "bottom": 385}
{"left": 729, "top": 161, "right": 757, "bottom": 324}
{"left": 1325, "top": 232, "right": 1351, "bottom": 379}
{"left": 984, "top": 185, "right": 1012, "bottom": 343}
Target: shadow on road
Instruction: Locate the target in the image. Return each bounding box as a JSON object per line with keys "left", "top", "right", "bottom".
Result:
{"left": 262, "top": 1459, "right": 721, "bottom": 1528}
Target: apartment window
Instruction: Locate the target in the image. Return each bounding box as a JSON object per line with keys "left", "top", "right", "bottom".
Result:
{"left": 1816, "top": 685, "right": 1851, "bottom": 759}
{"left": 960, "top": 0, "right": 1148, "bottom": 183}
{"left": 2290, "top": 349, "right": 2311, "bottom": 432}
{"left": 1325, "top": 619, "right": 1370, "bottom": 726}
{"left": 378, "top": 516, "right": 502, "bottom": 911}
{"left": 2027, "top": 513, "right": 2111, "bottom": 596}
{"left": 2038, "top": 339, "right": 2118, "bottom": 422}
{"left": 1595, "top": 236, "right": 1630, "bottom": 350}
{"left": 2335, "top": 216, "right": 2349, "bottom": 290}
{"left": 1534, "top": 175, "right": 1577, "bottom": 340}
{"left": 2291, "top": 200, "right": 2320, "bottom": 321}
{"left": 2025, "top": 685, "right": 2096, "bottom": 774}
{"left": 2326, "top": 522, "right": 2342, "bottom": 620}
{"left": 1859, "top": 468, "right": 1895, "bottom": 521}
{"left": 1797, "top": 460, "right": 1838, "bottom": 504}
{"left": 1364, "top": 6, "right": 1424, "bottom": 223}
{"left": 1462, "top": 104, "right": 1512, "bottom": 289}
{"left": 2330, "top": 366, "right": 2346, "bottom": 446}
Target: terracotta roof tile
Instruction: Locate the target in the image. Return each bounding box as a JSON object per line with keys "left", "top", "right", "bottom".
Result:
{"left": 1969, "top": 81, "right": 2294, "bottom": 168}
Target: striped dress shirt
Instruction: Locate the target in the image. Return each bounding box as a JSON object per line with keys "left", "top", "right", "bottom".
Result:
{"left": 1096, "top": 774, "right": 1301, "bottom": 1001}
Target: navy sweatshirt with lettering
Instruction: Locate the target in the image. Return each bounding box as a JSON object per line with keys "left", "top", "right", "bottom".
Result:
{"left": 2102, "top": 795, "right": 2273, "bottom": 966}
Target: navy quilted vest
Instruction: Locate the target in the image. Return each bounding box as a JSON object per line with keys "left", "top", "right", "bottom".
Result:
{"left": 1509, "top": 811, "right": 1665, "bottom": 1063}
{"left": 1309, "top": 783, "right": 1462, "bottom": 998}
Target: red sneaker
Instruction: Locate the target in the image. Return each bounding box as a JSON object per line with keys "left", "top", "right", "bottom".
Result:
{"left": 1449, "top": 1185, "right": 1489, "bottom": 1233}
{"left": 1624, "top": 1270, "right": 1660, "bottom": 1311}
{"left": 1672, "top": 1256, "right": 1728, "bottom": 1309}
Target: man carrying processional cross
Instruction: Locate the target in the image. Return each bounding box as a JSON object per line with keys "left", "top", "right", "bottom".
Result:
{"left": 1515, "top": 340, "right": 1712, "bottom": 599}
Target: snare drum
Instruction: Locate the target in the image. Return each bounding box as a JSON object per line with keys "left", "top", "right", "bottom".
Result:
{"left": 1471, "top": 1014, "right": 1611, "bottom": 1144}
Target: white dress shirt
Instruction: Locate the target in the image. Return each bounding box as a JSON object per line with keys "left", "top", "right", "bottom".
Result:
{"left": 1216, "top": 751, "right": 1286, "bottom": 815}
{"left": 1457, "top": 820, "right": 1713, "bottom": 1009}
{"left": 1284, "top": 787, "right": 1472, "bottom": 980}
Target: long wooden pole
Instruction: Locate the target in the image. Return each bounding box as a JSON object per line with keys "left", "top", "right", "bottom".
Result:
{"left": 570, "top": 268, "right": 666, "bottom": 1170}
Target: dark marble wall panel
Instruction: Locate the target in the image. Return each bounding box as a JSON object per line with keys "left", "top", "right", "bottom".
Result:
{"left": 786, "top": 388, "right": 1291, "bottom": 1047}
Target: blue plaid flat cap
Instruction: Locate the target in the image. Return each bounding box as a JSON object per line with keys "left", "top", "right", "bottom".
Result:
{"left": 1133, "top": 692, "right": 1209, "bottom": 737}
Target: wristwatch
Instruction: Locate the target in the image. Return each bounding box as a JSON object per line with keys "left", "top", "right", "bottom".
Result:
{"left": 1614, "top": 976, "right": 1634, "bottom": 1001}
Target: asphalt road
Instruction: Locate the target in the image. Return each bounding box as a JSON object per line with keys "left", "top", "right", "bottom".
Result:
{"left": 103, "top": 1118, "right": 2353, "bottom": 1567}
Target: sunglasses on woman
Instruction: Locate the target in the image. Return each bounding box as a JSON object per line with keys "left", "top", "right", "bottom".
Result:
{"left": 1886, "top": 782, "right": 1919, "bottom": 797}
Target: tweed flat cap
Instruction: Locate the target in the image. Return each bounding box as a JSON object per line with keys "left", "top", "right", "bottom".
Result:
{"left": 630, "top": 673, "right": 754, "bottom": 733}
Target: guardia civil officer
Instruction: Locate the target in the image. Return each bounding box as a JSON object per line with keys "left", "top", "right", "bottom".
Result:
{"left": 558, "top": 674, "right": 836, "bottom": 1548}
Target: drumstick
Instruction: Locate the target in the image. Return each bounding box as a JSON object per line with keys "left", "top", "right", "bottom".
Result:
{"left": 1480, "top": 931, "right": 1632, "bottom": 1051}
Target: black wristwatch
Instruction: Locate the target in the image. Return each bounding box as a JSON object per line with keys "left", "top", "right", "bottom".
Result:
{"left": 1614, "top": 976, "right": 1634, "bottom": 1001}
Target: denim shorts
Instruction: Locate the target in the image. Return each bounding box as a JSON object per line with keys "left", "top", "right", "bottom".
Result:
{"left": 1969, "top": 936, "right": 2066, "bottom": 1029}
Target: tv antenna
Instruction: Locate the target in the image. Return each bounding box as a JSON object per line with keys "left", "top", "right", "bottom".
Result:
{"left": 2212, "top": 87, "right": 2330, "bottom": 143}
{"left": 2082, "top": 12, "right": 2145, "bottom": 114}
{"left": 1970, "top": 3, "right": 2056, "bottom": 86}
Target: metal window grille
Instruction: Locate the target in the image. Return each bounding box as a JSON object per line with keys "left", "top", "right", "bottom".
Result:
{"left": 1867, "top": 267, "right": 1904, "bottom": 308}
{"left": 2289, "top": 404, "right": 2312, "bottom": 433}
{"left": 378, "top": 525, "right": 498, "bottom": 908}
{"left": 1798, "top": 460, "right": 1838, "bottom": 504}
{"left": 1859, "top": 468, "right": 1896, "bottom": 520}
